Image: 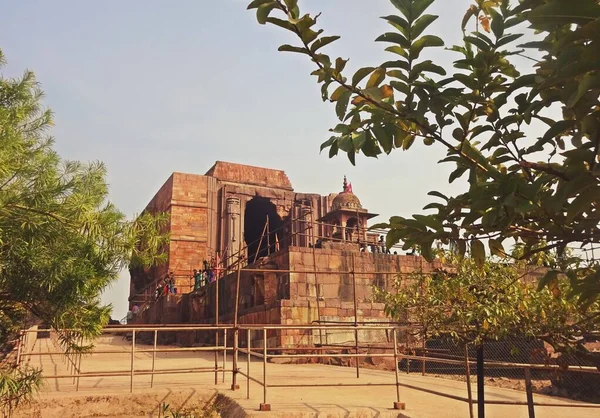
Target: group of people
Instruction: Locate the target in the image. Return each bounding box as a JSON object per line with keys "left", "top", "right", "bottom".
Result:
{"left": 154, "top": 271, "right": 177, "bottom": 298}
{"left": 191, "top": 258, "right": 220, "bottom": 291}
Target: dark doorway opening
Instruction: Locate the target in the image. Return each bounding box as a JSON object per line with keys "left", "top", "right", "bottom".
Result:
{"left": 244, "top": 197, "right": 283, "bottom": 262}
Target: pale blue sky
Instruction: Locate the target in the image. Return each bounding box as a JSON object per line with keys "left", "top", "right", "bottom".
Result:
{"left": 2, "top": 0, "right": 530, "bottom": 318}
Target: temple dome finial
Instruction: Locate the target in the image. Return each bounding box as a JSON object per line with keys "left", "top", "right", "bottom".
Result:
{"left": 332, "top": 176, "right": 361, "bottom": 211}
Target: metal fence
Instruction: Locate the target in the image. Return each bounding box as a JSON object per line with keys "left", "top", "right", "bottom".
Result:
{"left": 15, "top": 324, "right": 600, "bottom": 417}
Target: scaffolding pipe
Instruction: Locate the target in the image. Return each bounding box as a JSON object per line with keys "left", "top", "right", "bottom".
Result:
{"left": 352, "top": 254, "right": 359, "bottom": 379}
{"left": 310, "top": 203, "right": 323, "bottom": 346}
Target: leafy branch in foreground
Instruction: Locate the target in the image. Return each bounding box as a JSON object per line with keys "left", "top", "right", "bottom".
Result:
{"left": 248, "top": 0, "right": 600, "bottom": 306}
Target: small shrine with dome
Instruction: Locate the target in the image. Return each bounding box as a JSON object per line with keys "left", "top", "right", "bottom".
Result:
{"left": 318, "top": 176, "right": 378, "bottom": 244}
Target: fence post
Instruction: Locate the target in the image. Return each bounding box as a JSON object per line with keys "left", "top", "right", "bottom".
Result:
{"left": 130, "top": 330, "right": 136, "bottom": 393}
{"left": 151, "top": 330, "right": 157, "bottom": 388}
{"left": 392, "top": 328, "right": 405, "bottom": 410}
{"left": 422, "top": 339, "right": 426, "bottom": 376}
{"left": 464, "top": 343, "right": 474, "bottom": 418}
{"left": 259, "top": 328, "right": 270, "bottom": 411}
{"left": 477, "top": 343, "right": 485, "bottom": 418}
{"left": 75, "top": 336, "right": 83, "bottom": 392}
{"left": 224, "top": 328, "right": 228, "bottom": 384}
{"left": 16, "top": 331, "right": 23, "bottom": 367}
{"left": 524, "top": 368, "right": 535, "bottom": 418}
{"left": 247, "top": 329, "right": 251, "bottom": 400}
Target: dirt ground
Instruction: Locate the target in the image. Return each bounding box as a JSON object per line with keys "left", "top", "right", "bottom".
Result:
{"left": 14, "top": 389, "right": 223, "bottom": 418}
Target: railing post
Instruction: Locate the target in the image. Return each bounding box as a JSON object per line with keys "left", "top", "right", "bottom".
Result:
{"left": 151, "top": 330, "right": 157, "bottom": 388}
{"left": 16, "top": 331, "right": 23, "bottom": 367}
{"left": 75, "top": 341, "right": 83, "bottom": 392}
{"left": 247, "top": 329, "right": 251, "bottom": 400}
{"left": 130, "top": 330, "right": 136, "bottom": 393}
{"left": 224, "top": 328, "right": 228, "bottom": 384}
{"left": 477, "top": 343, "right": 485, "bottom": 418}
{"left": 525, "top": 368, "right": 535, "bottom": 418}
{"left": 259, "top": 328, "right": 270, "bottom": 411}
{"left": 465, "top": 343, "right": 474, "bottom": 418}
{"left": 422, "top": 339, "right": 426, "bottom": 376}
{"left": 392, "top": 328, "right": 405, "bottom": 410}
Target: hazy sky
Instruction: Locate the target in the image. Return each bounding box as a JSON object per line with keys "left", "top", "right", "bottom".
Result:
{"left": 2, "top": 0, "right": 523, "bottom": 319}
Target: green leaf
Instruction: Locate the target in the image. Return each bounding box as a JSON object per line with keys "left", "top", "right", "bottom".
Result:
{"left": 411, "top": 14, "right": 438, "bottom": 39}
{"left": 471, "top": 239, "right": 485, "bottom": 267}
{"left": 412, "top": 0, "right": 436, "bottom": 21}
{"left": 335, "top": 90, "right": 352, "bottom": 120}
{"left": 257, "top": 2, "right": 277, "bottom": 24}
{"left": 464, "top": 36, "right": 490, "bottom": 51}
{"left": 375, "top": 32, "right": 410, "bottom": 48}
{"left": 381, "top": 15, "right": 410, "bottom": 35}
{"left": 411, "top": 60, "right": 446, "bottom": 78}
{"left": 266, "top": 17, "right": 295, "bottom": 31}
{"left": 320, "top": 136, "right": 337, "bottom": 153}
{"left": 311, "top": 36, "right": 341, "bottom": 53}
{"left": 352, "top": 67, "right": 376, "bottom": 87}
{"left": 410, "top": 35, "right": 444, "bottom": 59}
{"left": 366, "top": 68, "right": 386, "bottom": 88}
{"left": 385, "top": 45, "right": 409, "bottom": 58}
{"left": 567, "top": 74, "right": 600, "bottom": 108}
{"left": 566, "top": 187, "right": 599, "bottom": 223}
{"left": 351, "top": 131, "right": 367, "bottom": 150}
{"left": 330, "top": 86, "right": 348, "bottom": 102}
{"left": 328, "top": 142, "right": 339, "bottom": 158}
{"left": 247, "top": 0, "right": 274, "bottom": 9}
{"left": 543, "top": 120, "right": 575, "bottom": 142}
{"left": 490, "top": 9, "right": 504, "bottom": 39}
{"left": 427, "top": 191, "right": 448, "bottom": 201}
{"left": 335, "top": 57, "right": 349, "bottom": 72}
{"left": 278, "top": 44, "right": 310, "bottom": 55}
{"left": 462, "top": 5, "right": 478, "bottom": 31}
{"left": 496, "top": 33, "right": 523, "bottom": 48}
{"left": 283, "top": 0, "right": 297, "bottom": 9}
{"left": 347, "top": 149, "right": 356, "bottom": 165}
{"left": 362, "top": 134, "right": 382, "bottom": 157}
{"left": 488, "top": 239, "right": 505, "bottom": 257}
{"left": 537, "top": 270, "right": 558, "bottom": 292}
{"left": 373, "top": 125, "right": 393, "bottom": 154}
{"left": 402, "top": 134, "right": 416, "bottom": 150}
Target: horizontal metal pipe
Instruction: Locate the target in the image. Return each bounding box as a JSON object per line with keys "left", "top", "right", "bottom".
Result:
{"left": 267, "top": 353, "right": 394, "bottom": 359}
{"left": 237, "top": 348, "right": 264, "bottom": 359}
{"left": 22, "top": 346, "right": 227, "bottom": 356}
{"left": 236, "top": 371, "right": 265, "bottom": 386}
{"left": 484, "top": 400, "right": 600, "bottom": 408}
{"left": 269, "top": 383, "right": 398, "bottom": 388}
{"left": 44, "top": 367, "right": 225, "bottom": 379}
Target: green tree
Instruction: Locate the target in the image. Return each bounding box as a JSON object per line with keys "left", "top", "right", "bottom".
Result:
{"left": 375, "top": 253, "right": 599, "bottom": 364}
{"left": 0, "top": 49, "right": 168, "bottom": 413}
{"left": 247, "top": 0, "right": 600, "bottom": 306}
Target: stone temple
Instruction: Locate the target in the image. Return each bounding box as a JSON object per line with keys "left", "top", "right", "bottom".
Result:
{"left": 128, "top": 161, "right": 442, "bottom": 346}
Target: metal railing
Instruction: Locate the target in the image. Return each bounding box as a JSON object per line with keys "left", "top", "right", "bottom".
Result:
{"left": 17, "top": 324, "right": 600, "bottom": 416}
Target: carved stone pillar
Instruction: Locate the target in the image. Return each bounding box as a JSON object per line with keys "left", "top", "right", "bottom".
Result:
{"left": 225, "top": 197, "right": 242, "bottom": 267}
